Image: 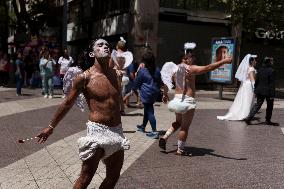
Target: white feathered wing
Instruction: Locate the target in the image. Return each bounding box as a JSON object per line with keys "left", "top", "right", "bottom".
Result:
{"left": 161, "top": 62, "right": 178, "bottom": 90}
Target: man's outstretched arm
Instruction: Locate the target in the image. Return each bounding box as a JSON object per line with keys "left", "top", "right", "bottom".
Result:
{"left": 37, "top": 74, "right": 86, "bottom": 143}
{"left": 188, "top": 57, "right": 232, "bottom": 75}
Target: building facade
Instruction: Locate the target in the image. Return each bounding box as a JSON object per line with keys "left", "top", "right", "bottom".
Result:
{"left": 65, "top": 0, "right": 284, "bottom": 87}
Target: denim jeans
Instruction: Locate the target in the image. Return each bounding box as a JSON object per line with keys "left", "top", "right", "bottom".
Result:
{"left": 142, "top": 103, "right": 156, "bottom": 132}
{"left": 42, "top": 75, "right": 53, "bottom": 95}
{"left": 15, "top": 74, "right": 23, "bottom": 95}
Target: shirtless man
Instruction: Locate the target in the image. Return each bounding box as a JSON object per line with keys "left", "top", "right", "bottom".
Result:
{"left": 37, "top": 39, "right": 128, "bottom": 189}
{"left": 159, "top": 47, "right": 232, "bottom": 155}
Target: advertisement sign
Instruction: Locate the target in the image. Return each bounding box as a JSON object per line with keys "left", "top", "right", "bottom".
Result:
{"left": 209, "top": 37, "right": 235, "bottom": 84}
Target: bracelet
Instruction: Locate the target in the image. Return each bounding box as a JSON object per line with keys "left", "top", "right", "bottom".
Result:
{"left": 48, "top": 125, "right": 55, "bottom": 129}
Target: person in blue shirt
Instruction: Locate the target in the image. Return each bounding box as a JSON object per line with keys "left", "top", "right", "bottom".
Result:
{"left": 123, "top": 62, "right": 140, "bottom": 107}
{"left": 132, "top": 49, "right": 161, "bottom": 139}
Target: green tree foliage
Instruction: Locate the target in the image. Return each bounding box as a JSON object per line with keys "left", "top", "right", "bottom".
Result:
{"left": 0, "top": 0, "right": 9, "bottom": 50}
{"left": 11, "top": 0, "right": 60, "bottom": 35}
{"left": 219, "top": 0, "right": 284, "bottom": 31}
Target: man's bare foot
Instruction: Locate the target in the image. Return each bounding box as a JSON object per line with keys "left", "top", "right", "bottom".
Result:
{"left": 159, "top": 138, "right": 166, "bottom": 150}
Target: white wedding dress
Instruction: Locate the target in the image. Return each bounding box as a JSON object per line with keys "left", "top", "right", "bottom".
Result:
{"left": 217, "top": 67, "right": 256, "bottom": 121}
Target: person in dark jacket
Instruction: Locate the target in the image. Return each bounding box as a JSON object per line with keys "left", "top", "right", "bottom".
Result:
{"left": 133, "top": 48, "right": 162, "bottom": 139}
{"left": 244, "top": 57, "right": 279, "bottom": 126}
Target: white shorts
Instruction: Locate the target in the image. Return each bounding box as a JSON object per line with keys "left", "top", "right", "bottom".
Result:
{"left": 78, "top": 121, "right": 130, "bottom": 161}
{"left": 168, "top": 94, "right": 196, "bottom": 114}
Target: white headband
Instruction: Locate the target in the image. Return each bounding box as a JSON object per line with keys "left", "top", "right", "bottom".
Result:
{"left": 184, "top": 42, "right": 196, "bottom": 54}
{"left": 120, "top": 37, "right": 126, "bottom": 43}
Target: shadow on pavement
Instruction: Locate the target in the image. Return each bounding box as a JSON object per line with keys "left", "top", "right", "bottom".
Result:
{"left": 122, "top": 113, "right": 143, "bottom": 116}
{"left": 19, "top": 93, "right": 34, "bottom": 96}
{"left": 214, "top": 97, "right": 234, "bottom": 101}
{"left": 161, "top": 146, "right": 247, "bottom": 160}
{"left": 126, "top": 103, "right": 144, "bottom": 109}
{"left": 123, "top": 131, "right": 136, "bottom": 133}
{"left": 248, "top": 121, "right": 280, "bottom": 126}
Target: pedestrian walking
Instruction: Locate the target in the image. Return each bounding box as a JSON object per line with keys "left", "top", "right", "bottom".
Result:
{"left": 244, "top": 57, "right": 279, "bottom": 126}
{"left": 132, "top": 49, "right": 162, "bottom": 139}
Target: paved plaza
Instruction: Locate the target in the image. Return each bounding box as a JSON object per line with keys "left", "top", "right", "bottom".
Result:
{"left": 0, "top": 88, "right": 284, "bottom": 189}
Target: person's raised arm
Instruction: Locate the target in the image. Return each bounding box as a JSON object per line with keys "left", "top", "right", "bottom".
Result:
{"left": 187, "top": 56, "right": 232, "bottom": 75}
{"left": 37, "top": 73, "right": 86, "bottom": 143}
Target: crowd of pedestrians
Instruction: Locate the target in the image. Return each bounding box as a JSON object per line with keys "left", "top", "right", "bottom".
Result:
{"left": 0, "top": 44, "right": 74, "bottom": 98}
{"left": 0, "top": 37, "right": 146, "bottom": 108}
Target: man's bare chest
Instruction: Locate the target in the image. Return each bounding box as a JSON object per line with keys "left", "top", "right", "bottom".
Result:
{"left": 86, "top": 75, "right": 119, "bottom": 99}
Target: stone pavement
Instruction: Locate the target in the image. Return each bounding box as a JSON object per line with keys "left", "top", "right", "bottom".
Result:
{"left": 0, "top": 88, "right": 284, "bottom": 189}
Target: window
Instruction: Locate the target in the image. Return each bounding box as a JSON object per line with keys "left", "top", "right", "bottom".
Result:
{"left": 160, "top": 0, "right": 229, "bottom": 11}
{"left": 92, "top": 0, "right": 130, "bottom": 20}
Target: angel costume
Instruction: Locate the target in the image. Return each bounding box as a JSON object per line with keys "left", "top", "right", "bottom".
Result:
{"left": 161, "top": 62, "right": 196, "bottom": 114}
{"left": 217, "top": 54, "right": 256, "bottom": 121}
{"left": 63, "top": 66, "right": 86, "bottom": 111}
{"left": 111, "top": 37, "right": 133, "bottom": 88}
{"left": 78, "top": 121, "right": 130, "bottom": 161}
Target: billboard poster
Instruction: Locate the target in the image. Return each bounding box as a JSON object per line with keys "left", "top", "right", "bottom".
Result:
{"left": 209, "top": 37, "right": 235, "bottom": 84}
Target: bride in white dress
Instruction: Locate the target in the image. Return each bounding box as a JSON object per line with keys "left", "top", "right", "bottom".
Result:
{"left": 217, "top": 54, "right": 257, "bottom": 121}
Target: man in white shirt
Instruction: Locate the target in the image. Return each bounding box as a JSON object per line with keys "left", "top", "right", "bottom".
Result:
{"left": 58, "top": 49, "right": 73, "bottom": 97}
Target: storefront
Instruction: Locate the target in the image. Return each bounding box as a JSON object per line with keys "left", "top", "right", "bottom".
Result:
{"left": 241, "top": 27, "right": 284, "bottom": 87}
{"left": 157, "top": 2, "right": 231, "bottom": 85}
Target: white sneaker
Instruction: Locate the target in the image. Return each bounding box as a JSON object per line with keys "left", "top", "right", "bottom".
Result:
{"left": 44, "top": 95, "right": 48, "bottom": 98}
{"left": 48, "top": 95, "right": 53, "bottom": 99}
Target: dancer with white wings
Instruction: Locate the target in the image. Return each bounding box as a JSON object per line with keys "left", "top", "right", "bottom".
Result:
{"left": 111, "top": 37, "right": 134, "bottom": 115}
{"left": 159, "top": 42, "right": 232, "bottom": 155}
{"left": 37, "top": 39, "right": 129, "bottom": 189}
{"left": 217, "top": 54, "right": 257, "bottom": 121}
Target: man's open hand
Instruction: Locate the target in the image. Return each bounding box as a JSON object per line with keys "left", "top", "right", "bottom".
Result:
{"left": 223, "top": 56, "right": 232, "bottom": 64}
{"left": 37, "top": 127, "right": 53, "bottom": 143}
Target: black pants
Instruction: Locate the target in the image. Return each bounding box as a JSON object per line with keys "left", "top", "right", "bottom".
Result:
{"left": 246, "top": 94, "right": 274, "bottom": 122}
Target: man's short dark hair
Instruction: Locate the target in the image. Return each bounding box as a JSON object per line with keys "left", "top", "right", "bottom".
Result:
{"left": 263, "top": 57, "right": 273, "bottom": 67}
{"left": 141, "top": 49, "right": 155, "bottom": 66}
